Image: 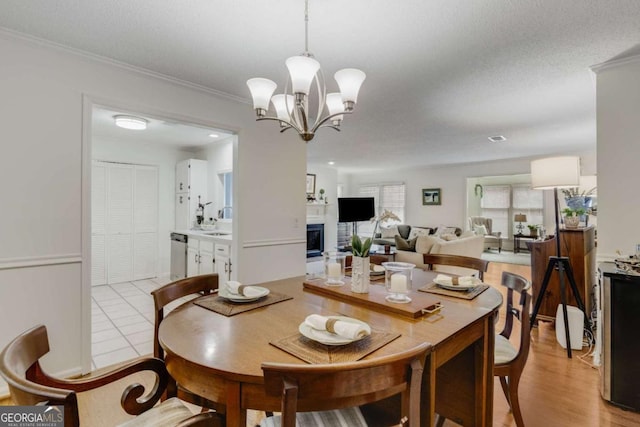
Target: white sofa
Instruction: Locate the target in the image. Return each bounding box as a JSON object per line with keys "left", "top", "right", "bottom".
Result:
{"left": 396, "top": 233, "right": 485, "bottom": 276}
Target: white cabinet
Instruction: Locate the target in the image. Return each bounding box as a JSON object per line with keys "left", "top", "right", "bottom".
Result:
{"left": 214, "top": 243, "right": 231, "bottom": 287}
{"left": 187, "top": 237, "right": 215, "bottom": 277}
{"left": 175, "top": 159, "right": 208, "bottom": 230}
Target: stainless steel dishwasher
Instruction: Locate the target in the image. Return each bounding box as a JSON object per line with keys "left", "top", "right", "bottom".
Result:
{"left": 170, "top": 233, "right": 188, "bottom": 280}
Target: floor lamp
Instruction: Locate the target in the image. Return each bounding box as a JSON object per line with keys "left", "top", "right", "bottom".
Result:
{"left": 529, "top": 156, "right": 591, "bottom": 358}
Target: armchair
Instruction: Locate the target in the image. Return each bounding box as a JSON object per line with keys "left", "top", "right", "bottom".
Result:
{"left": 468, "top": 216, "right": 503, "bottom": 253}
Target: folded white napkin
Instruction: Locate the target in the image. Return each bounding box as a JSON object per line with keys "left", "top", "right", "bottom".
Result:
{"left": 371, "top": 264, "right": 385, "bottom": 273}
{"left": 304, "top": 314, "right": 370, "bottom": 340}
{"left": 226, "top": 281, "right": 264, "bottom": 298}
{"left": 434, "top": 274, "right": 478, "bottom": 286}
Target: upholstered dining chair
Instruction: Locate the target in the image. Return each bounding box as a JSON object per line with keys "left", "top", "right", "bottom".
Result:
{"left": 259, "top": 342, "right": 431, "bottom": 427}
{"left": 151, "top": 274, "right": 224, "bottom": 413}
{"left": 0, "top": 324, "right": 223, "bottom": 427}
{"left": 494, "top": 271, "right": 532, "bottom": 427}
{"left": 468, "top": 216, "right": 503, "bottom": 253}
{"left": 421, "top": 253, "right": 490, "bottom": 280}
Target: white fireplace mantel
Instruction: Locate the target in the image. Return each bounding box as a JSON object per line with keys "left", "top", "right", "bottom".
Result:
{"left": 306, "top": 203, "right": 330, "bottom": 224}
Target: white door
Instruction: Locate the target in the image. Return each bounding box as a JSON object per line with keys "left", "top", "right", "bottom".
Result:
{"left": 107, "top": 164, "right": 133, "bottom": 284}
{"left": 91, "top": 162, "right": 107, "bottom": 286}
{"left": 134, "top": 166, "right": 158, "bottom": 280}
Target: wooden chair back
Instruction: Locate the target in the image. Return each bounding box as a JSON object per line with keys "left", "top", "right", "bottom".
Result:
{"left": 151, "top": 274, "right": 219, "bottom": 360}
{"left": 422, "top": 254, "right": 490, "bottom": 280}
{"left": 0, "top": 325, "right": 173, "bottom": 427}
{"left": 262, "top": 342, "right": 431, "bottom": 427}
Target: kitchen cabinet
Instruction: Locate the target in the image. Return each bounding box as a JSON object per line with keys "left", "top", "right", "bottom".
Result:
{"left": 175, "top": 159, "right": 208, "bottom": 230}
{"left": 215, "top": 243, "right": 231, "bottom": 287}
{"left": 187, "top": 236, "right": 214, "bottom": 277}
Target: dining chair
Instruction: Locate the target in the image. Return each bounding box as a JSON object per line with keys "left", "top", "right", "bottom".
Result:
{"left": 259, "top": 342, "right": 431, "bottom": 427}
{"left": 421, "top": 253, "right": 490, "bottom": 280}
{"left": 434, "top": 271, "right": 531, "bottom": 427}
{"left": 0, "top": 324, "right": 223, "bottom": 427}
{"left": 151, "top": 273, "right": 224, "bottom": 413}
{"left": 494, "top": 271, "right": 532, "bottom": 427}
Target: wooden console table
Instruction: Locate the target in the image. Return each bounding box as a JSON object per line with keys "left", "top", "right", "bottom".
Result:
{"left": 513, "top": 234, "right": 536, "bottom": 253}
{"left": 528, "top": 226, "right": 596, "bottom": 321}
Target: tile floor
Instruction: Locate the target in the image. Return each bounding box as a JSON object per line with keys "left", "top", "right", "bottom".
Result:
{"left": 91, "top": 262, "right": 324, "bottom": 370}
{"left": 91, "top": 276, "right": 198, "bottom": 370}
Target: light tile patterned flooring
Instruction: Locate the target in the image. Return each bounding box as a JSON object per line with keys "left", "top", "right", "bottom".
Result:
{"left": 91, "top": 276, "right": 197, "bottom": 370}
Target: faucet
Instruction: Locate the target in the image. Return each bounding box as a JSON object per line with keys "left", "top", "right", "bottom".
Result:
{"left": 196, "top": 195, "right": 212, "bottom": 226}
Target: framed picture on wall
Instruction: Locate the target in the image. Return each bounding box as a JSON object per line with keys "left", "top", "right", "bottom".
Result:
{"left": 422, "top": 188, "right": 441, "bottom": 205}
{"left": 306, "top": 174, "right": 316, "bottom": 195}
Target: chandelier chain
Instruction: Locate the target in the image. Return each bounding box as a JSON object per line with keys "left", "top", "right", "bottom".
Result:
{"left": 304, "top": 0, "right": 309, "bottom": 54}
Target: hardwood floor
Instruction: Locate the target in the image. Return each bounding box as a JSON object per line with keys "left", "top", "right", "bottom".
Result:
{"left": 2, "top": 263, "right": 640, "bottom": 426}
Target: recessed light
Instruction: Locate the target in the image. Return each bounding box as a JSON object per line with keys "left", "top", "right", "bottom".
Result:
{"left": 328, "top": 161, "right": 335, "bottom": 165}
{"left": 488, "top": 135, "right": 507, "bottom": 142}
{"left": 209, "top": 133, "right": 219, "bottom": 138}
{"left": 114, "top": 115, "right": 148, "bottom": 130}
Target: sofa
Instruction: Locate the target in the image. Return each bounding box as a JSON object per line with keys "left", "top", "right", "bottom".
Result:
{"left": 373, "top": 224, "right": 462, "bottom": 247}
{"left": 395, "top": 232, "right": 485, "bottom": 276}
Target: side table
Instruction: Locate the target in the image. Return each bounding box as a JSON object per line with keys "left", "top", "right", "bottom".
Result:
{"left": 513, "top": 234, "right": 536, "bottom": 253}
{"left": 369, "top": 249, "right": 397, "bottom": 261}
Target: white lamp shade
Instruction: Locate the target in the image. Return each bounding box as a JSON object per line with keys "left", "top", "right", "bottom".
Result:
{"left": 114, "top": 115, "right": 148, "bottom": 130}
{"left": 271, "top": 94, "right": 294, "bottom": 121}
{"left": 325, "top": 92, "right": 344, "bottom": 120}
{"left": 285, "top": 55, "right": 320, "bottom": 95}
{"left": 334, "top": 68, "right": 366, "bottom": 103}
{"left": 247, "top": 78, "right": 277, "bottom": 110}
{"left": 530, "top": 156, "right": 581, "bottom": 189}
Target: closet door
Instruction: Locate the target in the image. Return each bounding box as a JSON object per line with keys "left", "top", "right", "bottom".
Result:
{"left": 107, "top": 164, "right": 134, "bottom": 284}
{"left": 91, "top": 162, "right": 107, "bottom": 286}
{"left": 134, "top": 165, "right": 158, "bottom": 280}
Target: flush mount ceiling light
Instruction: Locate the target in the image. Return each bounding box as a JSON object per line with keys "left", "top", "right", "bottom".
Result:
{"left": 208, "top": 133, "right": 219, "bottom": 138}
{"left": 246, "top": 0, "right": 366, "bottom": 142}
{"left": 488, "top": 135, "right": 507, "bottom": 142}
{"left": 113, "top": 115, "right": 148, "bottom": 130}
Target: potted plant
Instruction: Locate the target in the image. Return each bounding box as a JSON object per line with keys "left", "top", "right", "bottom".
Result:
{"left": 527, "top": 224, "right": 538, "bottom": 238}
{"left": 318, "top": 188, "right": 325, "bottom": 201}
{"left": 350, "top": 235, "right": 372, "bottom": 293}
{"left": 562, "top": 207, "right": 586, "bottom": 229}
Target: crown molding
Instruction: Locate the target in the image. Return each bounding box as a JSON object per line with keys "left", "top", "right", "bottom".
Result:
{"left": 0, "top": 26, "right": 250, "bottom": 105}
{"left": 590, "top": 53, "right": 640, "bottom": 74}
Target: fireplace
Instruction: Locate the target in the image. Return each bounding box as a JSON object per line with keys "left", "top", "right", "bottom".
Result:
{"left": 306, "top": 224, "right": 325, "bottom": 258}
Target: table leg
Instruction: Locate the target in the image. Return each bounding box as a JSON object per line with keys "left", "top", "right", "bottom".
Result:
{"left": 225, "top": 382, "right": 246, "bottom": 427}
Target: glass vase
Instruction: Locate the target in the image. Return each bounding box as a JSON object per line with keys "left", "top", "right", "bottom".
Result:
{"left": 382, "top": 262, "right": 415, "bottom": 303}
{"left": 323, "top": 251, "right": 346, "bottom": 286}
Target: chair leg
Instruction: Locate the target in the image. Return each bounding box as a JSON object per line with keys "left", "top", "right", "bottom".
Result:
{"left": 508, "top": 376, "right": 524, "bottom": 427}
{"left": 434, "top": 413, "right": 446, "bottom": 427}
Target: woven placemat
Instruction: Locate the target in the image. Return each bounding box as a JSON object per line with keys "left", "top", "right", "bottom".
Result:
{"left": 270, "top": 329, "right": 401, "bottom": 364}
{"left": 194, "top": 291, "right": 293, "bottom": 317}
{"left": 418, "top": 282, "right": 490, "bottom": 300}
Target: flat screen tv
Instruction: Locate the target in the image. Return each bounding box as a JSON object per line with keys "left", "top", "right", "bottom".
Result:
{"left": 338, "top": 197, "right": 375, "bottom": 223}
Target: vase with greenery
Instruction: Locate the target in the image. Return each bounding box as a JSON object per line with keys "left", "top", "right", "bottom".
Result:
{"left": 318, "top": 188, "right": 325, "bottom": 201}
{"left": 562, "top": 207, "right": 585, "bottom": 229}
{"left": 350, "top": 235, "right": 372, "bottom": 293}
{"left": 527, "top": 224, "right": 538, "bottom": 238}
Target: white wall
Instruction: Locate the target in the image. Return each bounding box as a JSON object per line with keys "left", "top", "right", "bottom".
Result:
{"left": 594, "top": 54, "right": 640, "bottom": 260}
{"left": 92, "top": 136, "right": 198, "bottom": 277}
{"left": 0, "top": 31, "right": 306, "bottom": 393}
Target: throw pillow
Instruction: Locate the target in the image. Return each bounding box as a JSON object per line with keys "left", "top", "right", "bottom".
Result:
{"left": 381, "top": 225, "right": 399, "bottom": 239}
{"left": 459, "top": 230, "right": 476, "bottom": 238}
{"left": 415, "top": 235, "right": 439, "bottom": 254}
{"left": 395, "top": 235, "right": 417, "bottom": 251}
{"left": 436, "top": 225, "right": 458, "bottom": 236}
{"left": 408, "top": 227, "right": 432, "bottom": 240}
{"left": 473, "top": 224, "right": 488, "bottom": 236}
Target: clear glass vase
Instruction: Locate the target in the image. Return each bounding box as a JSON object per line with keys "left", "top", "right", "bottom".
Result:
{"left": 323, "top": 251, "right": 346, "bottom": 286}
{"left": 382, "top": 262, "right": 415, "bottom": 303}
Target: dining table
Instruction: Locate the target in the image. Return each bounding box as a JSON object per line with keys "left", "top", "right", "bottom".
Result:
{"left": 158, "top": 269, "right": 502, "bottom": 427}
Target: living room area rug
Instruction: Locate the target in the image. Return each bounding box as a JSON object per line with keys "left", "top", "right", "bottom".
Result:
{"left": 481, "top": 249, "right": 531, "bottom": 266}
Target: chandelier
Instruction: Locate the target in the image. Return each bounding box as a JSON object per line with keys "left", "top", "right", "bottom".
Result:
{"left": 246, "top": 0, "right": 366, "bottom": 142}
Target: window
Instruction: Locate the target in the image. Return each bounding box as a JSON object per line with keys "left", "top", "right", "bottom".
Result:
{"left": 357, "top": 183, "right": 405, "bottom": 237}
{"left": 481, "top": 184, "right": 543, "bottom": 237}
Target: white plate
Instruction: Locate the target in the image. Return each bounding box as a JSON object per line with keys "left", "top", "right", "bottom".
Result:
{"left": 298, "top": 316, "right": 371, "bottom": 346}
{"left": 434, "top": 277, "right": 482, "bottom": 291}
{"left": 220, "top": 286, "right": 269, "bottom": 303}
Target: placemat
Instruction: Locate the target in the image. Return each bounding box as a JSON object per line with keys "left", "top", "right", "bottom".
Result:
{"left": 418, "top": 282, "right": 490, "bottom": 300}
{"left": 194, "top": 291, "right": 293, "bottom": 317}
{"left": 270, "top": 329, "right": 401, "bottom": 364}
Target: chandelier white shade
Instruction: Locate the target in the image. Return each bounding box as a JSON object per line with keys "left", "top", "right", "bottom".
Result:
{"left": 246, "top": 0, "right": 365, "bottom": 142}
{"left": 113, "top": 115, "right": 148, "bottom": 130}
{"left": 530, "top": 156, "right": 581, "bottom": 189}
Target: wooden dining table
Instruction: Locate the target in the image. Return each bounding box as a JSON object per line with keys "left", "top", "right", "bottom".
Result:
{"left": 158, "top": 269, "right": 502, "bottom": 427}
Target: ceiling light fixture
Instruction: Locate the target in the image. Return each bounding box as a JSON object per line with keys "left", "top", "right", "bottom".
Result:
{"left": 208, "top": 133, "right": 219, "bottom": 138}
{"left": 246, "top": 0, "right": 366, "bottom": 142}
{"left": 328, "top": 161, "right": 335, "bottom": 165}
{"left": 113, "top": 115, "right": 148, "bottom": 130}
{"left": 488, "top": 135, "right": 507, "bottom": 142}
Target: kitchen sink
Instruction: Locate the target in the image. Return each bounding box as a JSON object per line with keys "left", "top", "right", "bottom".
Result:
{"left": 202, "top": 231, "right": 230, "bottom": 236}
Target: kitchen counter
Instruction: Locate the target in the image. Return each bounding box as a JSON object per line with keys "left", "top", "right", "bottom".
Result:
{"left": 173, "top": 229, "right": 232, "bottom": 244}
